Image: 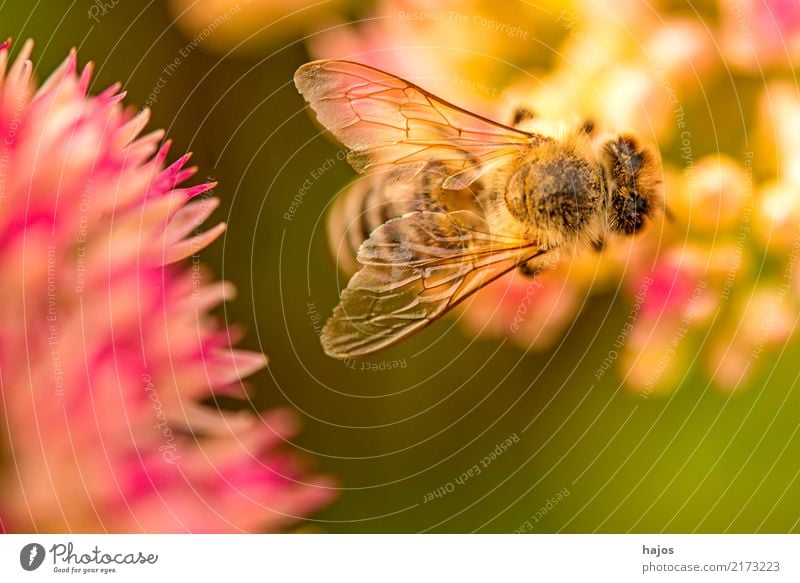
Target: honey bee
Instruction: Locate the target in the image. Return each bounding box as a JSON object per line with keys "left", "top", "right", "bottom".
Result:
{"left": 294, "top": 60, "right": 662, "bottom": 359}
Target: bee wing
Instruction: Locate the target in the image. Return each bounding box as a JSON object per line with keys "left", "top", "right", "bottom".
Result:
{"left": 294, "top": 59, "right": 540, "bottom": 190}
{"left": 321, "top": 211, "right": 547, "bottom": 358}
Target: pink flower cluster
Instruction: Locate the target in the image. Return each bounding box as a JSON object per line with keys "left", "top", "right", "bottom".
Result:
{"left": 306, "top": 0, "right": 800, "bottom": 393}
{"left": 0, "top": 41, "right": 333, "bottom": 532}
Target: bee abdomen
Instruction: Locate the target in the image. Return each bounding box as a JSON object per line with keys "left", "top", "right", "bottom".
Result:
{"left": 328, "top": 160, "right": 491, "bottom": 275}
{"left": 327, "top": 174, "right": 429, "bottom": 275}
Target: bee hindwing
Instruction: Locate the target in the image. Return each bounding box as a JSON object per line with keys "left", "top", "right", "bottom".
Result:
{"left": 321, "top": 211, "right": 547, "bottom": 358}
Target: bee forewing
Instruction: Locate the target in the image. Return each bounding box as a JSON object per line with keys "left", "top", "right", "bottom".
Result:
{"left": 294, "top": 59, "right": 540, "bottom": 190}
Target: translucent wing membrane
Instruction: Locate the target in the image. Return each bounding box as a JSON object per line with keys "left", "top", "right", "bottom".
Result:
{"left": 321, "top": 211, "right": 547, "bottom": 358}
{"left": 294, "top": 59, "right": 539, "bottom": 190}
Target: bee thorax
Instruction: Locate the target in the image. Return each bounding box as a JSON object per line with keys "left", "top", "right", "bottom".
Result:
{"left": 504, "top": 145, "right": 601, "bottom": 245}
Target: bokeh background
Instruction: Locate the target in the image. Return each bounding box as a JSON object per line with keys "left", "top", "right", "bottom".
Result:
{"left": 3, "top": 0, "right": 800, "bottom": 532}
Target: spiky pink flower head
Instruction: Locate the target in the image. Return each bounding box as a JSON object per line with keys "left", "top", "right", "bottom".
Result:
{"left": 0, "top": 40, "right": 333, "bottom": 532}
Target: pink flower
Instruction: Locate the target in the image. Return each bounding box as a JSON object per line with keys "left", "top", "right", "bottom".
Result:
{"left": 620, "top": 147, "right": 800, "bottom": 393}
{"left": 620, "top": 246, "right": 718, "bottom": 394}
{"left": 457, "top": 258, "right": 581, "bottom": 351}
{"left": 721, "top": 0, "right": 800, "bottom": 71}
{"left": 0, "top": 40, "right": 333, "bottom": 533}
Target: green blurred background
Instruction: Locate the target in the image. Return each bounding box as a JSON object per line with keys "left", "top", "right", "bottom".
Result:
{"left": 5, "top": 0, "right": 798, "bottom": 533}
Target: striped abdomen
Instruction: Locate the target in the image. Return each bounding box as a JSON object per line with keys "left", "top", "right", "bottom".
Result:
{"left": 328, "top": 167, "right": 486, "bottom": 275}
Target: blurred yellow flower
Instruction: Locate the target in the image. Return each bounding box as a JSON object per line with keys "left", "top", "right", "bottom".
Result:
{"left": 168, "top": 0, "right": 349, "bottom": 53}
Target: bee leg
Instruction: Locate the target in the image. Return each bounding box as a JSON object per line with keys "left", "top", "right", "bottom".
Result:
{"left": 664, "top": 205, "right": 676, "bottom": 222}
{"left": 518, "top": 260, "right": 543, "bottom": 278}
{"left": 591, "top": 236, "right": 606, "bottom": 253}
{"left": 510, "top": 106, "right": 536, "bottom": 128}
{"left": 580, "top": 119, "right": 596, "bottom": 136}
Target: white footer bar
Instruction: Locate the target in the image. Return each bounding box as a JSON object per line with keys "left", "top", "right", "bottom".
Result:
{"left": 1, "top": 534, "right": 797, "bottom": 582}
